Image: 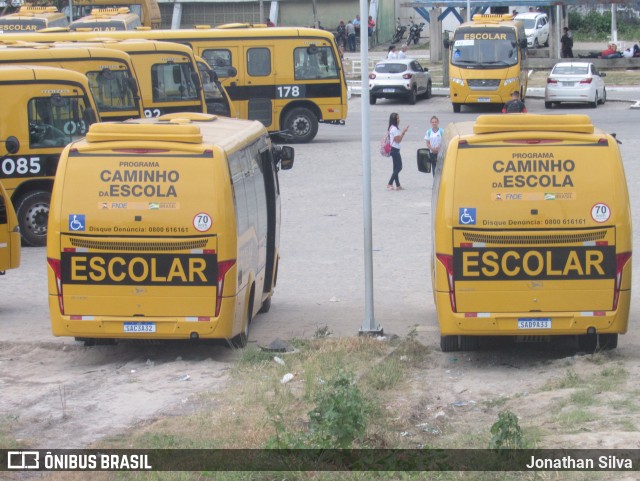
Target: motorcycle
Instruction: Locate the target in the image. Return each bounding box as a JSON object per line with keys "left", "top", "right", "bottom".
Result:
{"left": 391, "top": 17, "right": 407, "bottom": 44}
{"left": 407, "top": 18, "right": 425, "bottom": 45}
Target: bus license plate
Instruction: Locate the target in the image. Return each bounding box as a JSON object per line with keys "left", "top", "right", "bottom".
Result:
{"left": 123, "top": 322, "right": 156, "bottom": 333}
{"left": 518, "top": 318, "right": 551, "bottom": 329}
{"left": 477, "top": 98, "right": 490, "bottom": 103}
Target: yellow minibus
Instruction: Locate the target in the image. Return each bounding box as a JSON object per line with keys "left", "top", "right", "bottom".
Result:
{"left": 69, "top": 7, "right": 142, "bottom": 31}
{"left": 0, "top": 44, "right": 142, "bottom": 121}
{"left": 419, "top": 114, "right": 632, "bottom": 352}
{"left": 0, "top": 181, "right": 20, "bottom": 274}
{"left": 52, "top": 39, "right": 207, "bottom": 118}
{"left": 6, "top": 26, "right": 348, "bottom": 142}
{"left": 46, "top": 113, "right": 294, "bottom": 346}
{"left": 0, "top": 65, "right": 99, "bottom": 246}
{"left": 444, "top": 14, "right": 528, "bottom": 113}
{"left": 0, "top": 6, "right": 69, "bottom": 33}
{"left": 70, "top": 0, "right": 160, "bottom": 28}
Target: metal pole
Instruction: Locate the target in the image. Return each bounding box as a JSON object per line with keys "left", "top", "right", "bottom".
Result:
{"left": 259, "top": 0, "right": 264, "bottom": 24}
{"left": 359, "top": 0, "right": 381, "bottom": 336}
{"left": 611, "top": 4, "right": 618, "bottom": 43}
{"left": 466, "top": 0, "right": 470, "bottom": 22}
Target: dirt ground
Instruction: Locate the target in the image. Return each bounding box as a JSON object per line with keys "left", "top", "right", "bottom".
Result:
{"left": 2, "top": 96, "right": 640, "bottom": 476}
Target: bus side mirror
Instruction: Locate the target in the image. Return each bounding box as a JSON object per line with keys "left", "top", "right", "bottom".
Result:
{"left": 273, "top": 145, "right": 294, "bottom": 169}
{"left": 443, "top": 38, "right": 451, "bottom": 49}
{"left": 4, "top": 136, "right": 19, "bottom": 155}
{"left": 417, "top": 148, "right": 431, "bottom": 174}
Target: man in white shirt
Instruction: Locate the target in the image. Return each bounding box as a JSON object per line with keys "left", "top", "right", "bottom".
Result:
{"left": 397, "top": 44, "right": 408, "bottom": 59}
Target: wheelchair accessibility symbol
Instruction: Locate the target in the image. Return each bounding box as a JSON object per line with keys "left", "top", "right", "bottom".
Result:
{"left": 69, "top": 214, "right": 85, "bottom": 231}
{"left": 459, "top": 208, "right": 476, "bottom": 225}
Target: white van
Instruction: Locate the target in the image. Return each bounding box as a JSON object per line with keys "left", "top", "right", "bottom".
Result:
{"left": 515, "top": 12, "right": 549, "bottom": 48}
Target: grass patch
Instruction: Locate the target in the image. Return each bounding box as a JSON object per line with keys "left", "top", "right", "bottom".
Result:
{"left": 555, "top": 408, "right": 597, "bottom": 428}
{"left": 569, "top": 389, "right": 596, "bottom": 407}
{"left": 543, "top": 368, "right": 583, "bottom": 390}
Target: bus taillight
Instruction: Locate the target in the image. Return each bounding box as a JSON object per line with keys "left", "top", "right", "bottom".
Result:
{"left": 47, "top": 257, "right": 64, "bottom": 314}
{"left": 613, "top": 252, "right": 631, "bottom": 310}
{"left": 436, "top": 253, "right": 456, "bottom": 312}
{"left": 216, "top": 259, "right": 236, "bottom": 317}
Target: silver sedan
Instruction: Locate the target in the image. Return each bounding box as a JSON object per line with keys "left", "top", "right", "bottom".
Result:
{"left": 545, "top": 62, "right": 607, "bottom": 108}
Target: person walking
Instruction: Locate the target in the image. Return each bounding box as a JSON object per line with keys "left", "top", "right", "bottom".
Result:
{"left": 502, "top": 91, "right": 527, "bottom": 113}
{"left": 560, "top": 27, "right": 573, "bottom": 58}
{"left": 336, "top": 20, "right": 347, "bottom": 49}
{"left": 424, "top": 115, "right": 443, "bottom": 176}
{"left": 387, "top": 113, "right": 409, "bottom": 191}
{"left": 397, "top": 44, "right": 408, "bottom": 59}
{"left": 346, "top": 20, "right": 356, "bottom": 52}
{"left": 387, "top": 45, "right": 398, "bottom": 58}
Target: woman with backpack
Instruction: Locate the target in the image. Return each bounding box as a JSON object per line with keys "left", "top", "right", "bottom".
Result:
{"left": 387, "top": 112, "right": 409, "bottom": 190}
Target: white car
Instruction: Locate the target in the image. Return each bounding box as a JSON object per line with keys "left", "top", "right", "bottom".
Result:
{"left": 515, "top": 12, "right": 549, "bottom": 48}
{"left": 368, "top": 58, "right": 432, "bottom": 105}
{"left": 545, "top": 62, "right": 607, "bottom": 108}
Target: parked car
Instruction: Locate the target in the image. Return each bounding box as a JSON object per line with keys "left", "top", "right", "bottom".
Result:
{"left": 369, "top": 58, "right": 432, "bottom": 105}
{"left": 515, "top": 12, "right": 549, "bottom": 48}
{"left": 545, "top": 62, "right": 607, "bottom": 108}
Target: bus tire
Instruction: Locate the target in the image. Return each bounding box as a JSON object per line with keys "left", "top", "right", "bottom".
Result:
{"left": 440, "top": 335, "right": 459, "bottom": 352}
{"left": 452, "top": 103, "right": 461, "bottom": 113}
{"left": 258, "top": 296, "right": 272, "bottom": 314}
{"left": 232, "top": 289, "right": 254, "bottom": 348}
{"left": 460, "top": 335, "right": 479, "bottom": 351}
{"left": 16, "top": 190, "right": 50, "bottom": 247}
{"left": 599, "top": 333, "right": 618, "bottom": 350}
{"left": 284, "top": 107, "right": 318, "bottom": 143}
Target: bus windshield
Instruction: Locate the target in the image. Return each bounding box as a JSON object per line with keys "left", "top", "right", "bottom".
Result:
{"left": 452, "top": 27, "right": 518, "bottom": 68}
{"left": 28, "top": 95, "right": 95, "bottom": 148}
{"left": 86, "top": 69, "right": 137, "bottom": 112}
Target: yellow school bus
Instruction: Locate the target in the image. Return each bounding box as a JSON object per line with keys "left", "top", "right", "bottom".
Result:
{"left": 52, "top": 39, "right": 207, "bottom": 118}
{"left": 421, "top": 114, "right": 631, "bottom": 352}
{"left": 70, "top": 0, "right": 160, "bottom": 28}
{"left": 6, "top": 26, "right": 348, "bottom": 142}
{"left": 0, "top": 65, "right": 99, "bottom": 246}
{"left": 444, "top": 14, "right": 528, "bottom": 113}
{"left": 70, "top": 7, "right": 142, "bottom": 31}
{"left": 0, "top": 44, "right": 142, "bottom": 121}
{"left": 0, "top": 181, "right": 20, "bottom": 274}
{"left": 47, "top": 113, "right": 293, "bottom": 346}
{"left": 0, "top": 6, "right": 69, "bottom": 33}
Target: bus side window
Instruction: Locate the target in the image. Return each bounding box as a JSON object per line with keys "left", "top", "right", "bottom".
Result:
{"left": 247, "top": 48, "right": 271, "bottom": 77}
{"left": 203, "top": 49, "right": 233, "bottom": 78}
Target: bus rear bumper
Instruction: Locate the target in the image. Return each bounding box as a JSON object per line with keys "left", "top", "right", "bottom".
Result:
{"left": 435, "top": 291, "right": 630, "bottom": 336}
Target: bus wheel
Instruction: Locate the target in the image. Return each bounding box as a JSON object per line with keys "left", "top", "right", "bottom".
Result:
{"left": 16, "top": 190, "right": 50, "bottom": 247}
{"left": 284, "top": 108, "right": 318, "bottom": 143}
{"left": 452, "top": 103, "right": 461, "bottom": 113}
{"left": 460, "top": 335, "right": 479, "bottom": 351}
{"left": 258, "top": 296, "right": 272, "bottom": 314}
{"left": 232, "top": 292, "right": 254, "bottom": 348}
{"left": 577, "top": 333, "right": 598, "bottom": 353}
{"left": 440, "top": 335, "right": 459, "bottom": 352}
{"left": 599, "top": 333, "right": 618, "bottom": 350}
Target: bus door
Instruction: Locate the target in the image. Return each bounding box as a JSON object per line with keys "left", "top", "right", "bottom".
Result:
{"left": 200, "top": 46, "right": 246, "bottom": 118}
{"left": 242, "top": 46, "right": 274, "bottom": 127}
